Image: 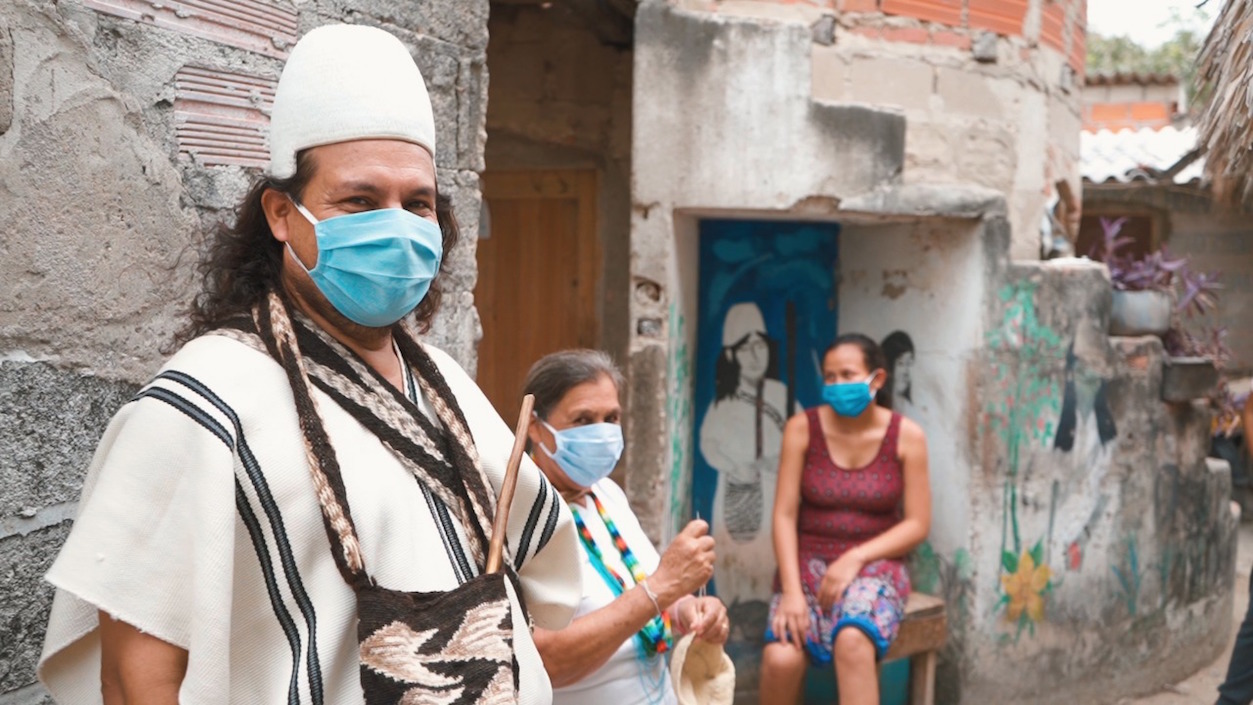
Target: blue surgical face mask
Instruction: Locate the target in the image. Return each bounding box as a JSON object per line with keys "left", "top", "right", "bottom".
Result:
{"left": 539, "top": 420, "right": 625, "bottom": 488}
{"left": 288, "top": 197, "right": 443, "bottom": 328}
{"left": 822, "top": 371, "right": 881, "bottom": 418}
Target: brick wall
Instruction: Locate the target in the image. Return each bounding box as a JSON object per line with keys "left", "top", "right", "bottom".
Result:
{"left": 744, "top": 0, "right": 1086, "bottom": 74}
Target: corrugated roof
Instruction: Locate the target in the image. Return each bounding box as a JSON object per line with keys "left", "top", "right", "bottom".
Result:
{"left": 1080, "top": 125, "right": 1205, "bottom": 184}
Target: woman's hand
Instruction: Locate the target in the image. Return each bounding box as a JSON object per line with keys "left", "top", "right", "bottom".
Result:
{"left": 770, "top": 590, "right": 810, "bottom": 650}
{"left": 652, "top": 520, "right": 715, "bottom": 604}
{"left": 817, "top": 550, "right": 866, "bottom": 612}
{"left": 678, "top": 596, "right": 730, "bottom": 645}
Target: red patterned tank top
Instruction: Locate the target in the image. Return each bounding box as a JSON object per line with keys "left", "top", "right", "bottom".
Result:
{"left": 790, "top": 407, "right": 909, "bottom": 598}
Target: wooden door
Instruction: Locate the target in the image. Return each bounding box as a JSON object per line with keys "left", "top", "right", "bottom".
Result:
{"left": 475, "top": 170, "right": 599, "bottom": 426}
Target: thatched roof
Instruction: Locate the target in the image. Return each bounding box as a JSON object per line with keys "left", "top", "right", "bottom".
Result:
{"left": 1197, "top": 0, "right": 1253, "bottom": 203}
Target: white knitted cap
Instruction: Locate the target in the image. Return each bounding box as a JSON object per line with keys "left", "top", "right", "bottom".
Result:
{"left": 268, "top": 24, "right": 436, "bottom": 178}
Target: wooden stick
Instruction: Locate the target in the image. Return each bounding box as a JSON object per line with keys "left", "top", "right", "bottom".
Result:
{"left": 486, "top": 394, "right": 535, "bottom": 575}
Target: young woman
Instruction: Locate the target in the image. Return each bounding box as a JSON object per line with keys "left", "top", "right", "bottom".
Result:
{"left": 525, "top": 349, "right": 730, "bottom": 705}
{"left": 759, "top": 334, "right": 931, "bottom": 705}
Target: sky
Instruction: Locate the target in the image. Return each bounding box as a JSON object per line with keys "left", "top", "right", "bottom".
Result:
{"left": 1087, "top": 0, "right": 1219, "bottom": 47}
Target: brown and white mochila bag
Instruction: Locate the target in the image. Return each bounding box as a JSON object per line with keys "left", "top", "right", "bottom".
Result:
{"left": 247, "top": 291, "right": 534, "bottom": 705}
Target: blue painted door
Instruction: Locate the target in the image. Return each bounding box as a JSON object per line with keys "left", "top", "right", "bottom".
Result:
{"left": 692, "top": 219, "right": 840, "bottom": 608}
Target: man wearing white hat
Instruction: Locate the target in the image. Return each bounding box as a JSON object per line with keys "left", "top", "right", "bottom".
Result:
{"left": 38, "top": 24, "right": 580, "bottom": 705}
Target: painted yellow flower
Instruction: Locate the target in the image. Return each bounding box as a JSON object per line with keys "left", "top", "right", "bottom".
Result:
{"left": 1001, "top": 551, "right": 1051, "bottom": 623}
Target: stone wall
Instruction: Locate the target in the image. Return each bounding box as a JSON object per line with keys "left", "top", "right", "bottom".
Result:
{"left": 663, "top": 0, "right": 1085, "bottom": 261}
{"left": 0, "top": 2, "right": 489, "bottom": 701}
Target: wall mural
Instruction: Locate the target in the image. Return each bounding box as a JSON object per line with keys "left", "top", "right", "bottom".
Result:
{"left": 984, "top": 282, "right": 1124, "bottom": 638}
{"left": 692, "top": 220, "right": 839, "bottom": 611}
{"left": 879, "top": 330, "right": 916, "bottom": 414}
{"left": 984, "top": 281, "right": 1065, "bottom": 637}
{"left": 669, "top": 301, "right": 694, "bottom": 534}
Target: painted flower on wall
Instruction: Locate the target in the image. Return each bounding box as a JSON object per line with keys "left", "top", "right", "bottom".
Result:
{"left": 999, "top": 541, "right": 1053, "bottom": 630}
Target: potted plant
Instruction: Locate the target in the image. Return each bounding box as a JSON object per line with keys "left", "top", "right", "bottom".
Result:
{"left": 1089, "top": 217, "right": 1227, "bottom": 401}
{"left": 1090, "top": 217, "right": 1182, "bottom": 336}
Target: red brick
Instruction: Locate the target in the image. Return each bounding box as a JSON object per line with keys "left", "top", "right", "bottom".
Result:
{"left": 882, "top": 26, "right": 930, "bottom": 43}
{"left": 1089, "top": 102, "right": 1129, "bottom": 123}
{"left": 841, "top": 0, "right": 880, "bottom": 12}
{"left": 849, "top": 25, "right": 884, "bottom": 39}
{"left": 1129, "top": 101, "right": 1170, "bottom": 122}
{"left": 969, "top": 0, "right": 1028, "bottom": 36}
{"left": 1068, "top": 26, "right": 1086, "bottom": 74}
{"left": 881, "top": 0, "right": 962, "bottom": 27}
{"left": 931, "top": 29, "right": 972, "bottom": 49}
{"left": 1041, "top": 3, "right": 1065, "bottom": 51}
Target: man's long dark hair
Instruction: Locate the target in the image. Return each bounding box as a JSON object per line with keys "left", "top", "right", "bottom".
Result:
{"left": 173, "top": 150, "right": 459, "bottom": 348}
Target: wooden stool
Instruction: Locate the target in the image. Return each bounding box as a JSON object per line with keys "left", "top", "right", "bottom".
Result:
{"left": 883, "top": 593, "right": 947, "bottom": 705}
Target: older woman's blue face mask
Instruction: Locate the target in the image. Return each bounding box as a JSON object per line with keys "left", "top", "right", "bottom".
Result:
{"left": 528, "top": 374, "right": 623, "bottom": 492}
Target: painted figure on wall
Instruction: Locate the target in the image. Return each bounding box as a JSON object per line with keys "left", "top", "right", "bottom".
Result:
{"left": 1048, "top": 333, "right": 1119, "bottom": 572}
{"left": 700, "top": 302, "right": 795, "bottom": 604}
{"left": 691, "top": 219, "right": 839, "bottom": 610}
{"left": 1053, "top": 342, "right": 1117, "bottom": 460}
{"left": 878, "top": 331, "right": 915, "bottom": 415}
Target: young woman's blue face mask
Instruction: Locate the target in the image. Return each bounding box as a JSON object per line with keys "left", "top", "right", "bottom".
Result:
{"left": 539, "top": 420, "right": 625, "bottom": 488}
{"left": 288, "top": 197, "right": 443, "bottom": 328}
{"left": 822, "top": 371, "right": 881, "bottom": 418}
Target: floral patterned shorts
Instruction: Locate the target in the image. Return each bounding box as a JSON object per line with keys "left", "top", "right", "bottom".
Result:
{"left": 765, "top": 573, "right": 906, "bottom": 665}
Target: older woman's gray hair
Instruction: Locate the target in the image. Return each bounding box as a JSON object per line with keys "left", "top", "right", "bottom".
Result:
{"left": 523, "top": 349, "right": 625, "bottom": 420}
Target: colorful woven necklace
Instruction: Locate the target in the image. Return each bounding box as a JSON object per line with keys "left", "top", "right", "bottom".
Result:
{"left": 571, "top": 492, "right": 672, "bottom": 656}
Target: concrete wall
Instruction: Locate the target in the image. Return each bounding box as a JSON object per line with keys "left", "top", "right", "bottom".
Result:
{"left": 627, "top": 0, "right": 909, "bottom": 546}
{"left": 484, "top": 2, "right": 633, "bottom": 364}
{"left": 959, "top": 257, "right": 1236, "bottom": 704}
{"left": 838, "top": 217, "right": 992, "bottom": 563}
{"left": 661, "top": 0, "right": 1085, "bottom": 261}
{"left": 0, "top": 2, "right": 489, "bottom": 701}
{"left": 629, "top": 8, "right": 1234, "bottom": 699}
{"left": 1083, "top": 183, "right": 1253, "bottom": 375}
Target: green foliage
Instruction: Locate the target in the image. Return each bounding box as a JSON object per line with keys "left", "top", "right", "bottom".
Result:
{"left": 1086, "top": 6, "right": 1213, "bottom": 109}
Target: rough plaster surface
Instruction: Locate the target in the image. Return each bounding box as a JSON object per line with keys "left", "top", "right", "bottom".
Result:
{"left": 0, "top": 362, "right": 136, "bottom": 520}
{"left": 632, "top": 2, "right": 905, "bottom": 214}
{"left": 0, "top": 14, "right": 12, "bottom": 136}
{"left": 0, "top": 2, "right": 490, "bottom": 700}
{"left": 804, "top": 7, "right": 1082, "bottom": 261}
{"left": 961, "top": 261, "right": 1236, "bottom": 704}
{"left": 0, "top": 524, "right": 70, "bottom": 698}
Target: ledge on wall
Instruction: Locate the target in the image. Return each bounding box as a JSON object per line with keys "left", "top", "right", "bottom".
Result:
{"left": 840, "top": 182, "right": 1007, "bottom": 219}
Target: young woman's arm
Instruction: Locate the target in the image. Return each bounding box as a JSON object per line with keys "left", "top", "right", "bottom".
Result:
{"left": 817, "top": 418, "right": 932, "bottom": 610}
{"left": 99, "top": 611, "right": 188, "bottom": 705}
{"left": 770, "top": 412, "right": 812, "bottom": 650}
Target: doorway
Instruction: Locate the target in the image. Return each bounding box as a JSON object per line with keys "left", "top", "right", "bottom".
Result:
{"left": 475, "top": 169, "right": 600, "bottom": 425}
{"left": 690, "top": 219, "right": 840, "bottom": 606}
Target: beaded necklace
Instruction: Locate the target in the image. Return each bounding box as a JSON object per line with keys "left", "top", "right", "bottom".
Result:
{"left": 571, "top": 492, "right": 672, "bottom": 656}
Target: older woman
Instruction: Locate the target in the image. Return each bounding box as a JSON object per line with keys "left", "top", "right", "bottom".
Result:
{"left": 760, "top": 333, "right": 931, "bottom": 705}
{"left": 526, "top": 349, "right": 730, "bottom": 705}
